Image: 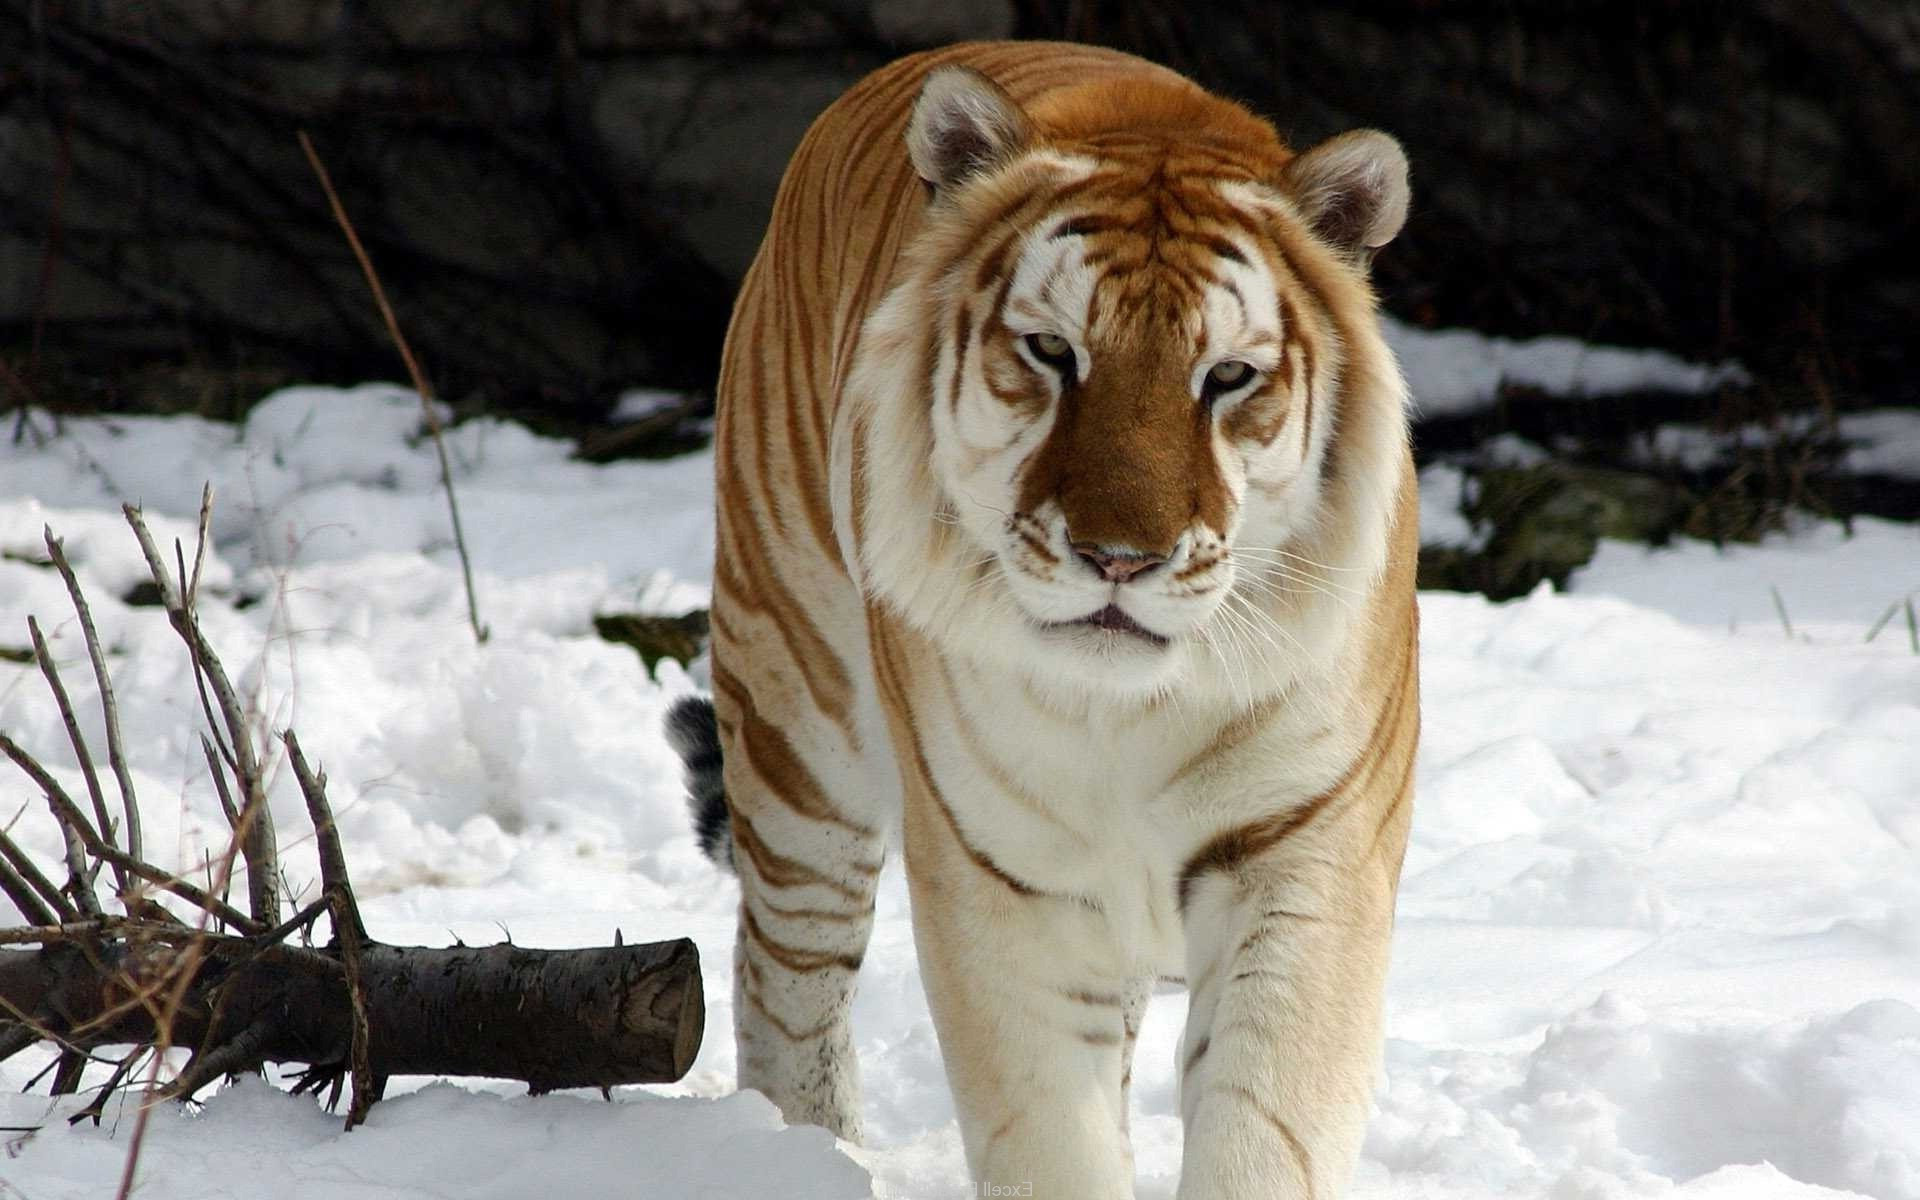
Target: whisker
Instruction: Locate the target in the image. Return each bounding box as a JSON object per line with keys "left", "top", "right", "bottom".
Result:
{"left": 1206, "top": 600, "right": 1267, "bottom": 706}
{"left": 1226, "top": 589, "right": 1307, "bottom": 660}
{"left": 1231, "top": 546, "right": 1369, "bottom": 573}
{"left": 1232, "top": 566, "right": 1322, "bottom": 609}
{"left": 1232, "top": 550, "right": 1368, "bottom": 587}
{"left": 1235, "top": 560, "right": 1363, "bottom": 605}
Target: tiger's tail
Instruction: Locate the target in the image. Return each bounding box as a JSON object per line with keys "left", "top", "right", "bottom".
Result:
{"left": 665, "top": 695, "right": 733, "bottom": 871}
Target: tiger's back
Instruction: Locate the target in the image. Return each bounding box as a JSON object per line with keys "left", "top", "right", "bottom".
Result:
{"left": 683, "top": 40, "right": 1419, "bottom": 1199}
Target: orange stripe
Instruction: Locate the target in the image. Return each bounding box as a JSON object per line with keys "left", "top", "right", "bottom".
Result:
{"left": 1212, "top": 1084, "right": 1316, "bottom": 1197}
{"left": 710, "top": 663, "right": 876, "bottom": 838}
{"left": 1176, "top": 630, "right": 1416, "bottom": 909}
{"left": 869, "top": 618, "right": 1050, "bottom": 899}
{"left": 730, "top": 809, "right": 876, "bottom": 904}
{"left": 711, "top": 525, "right": 856, "bottom": 740}
{"left": 740, "top": 902, "right": 863, "bottom": 974}
{"left": 742, "top": 979, "right": 839, "bottom": 1042}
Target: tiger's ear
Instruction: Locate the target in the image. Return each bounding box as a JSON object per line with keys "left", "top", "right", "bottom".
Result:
{"left": 1280, "top": 130, "right": 1410, "bottom": 259}
{"left": 906, "top": 67, "right": 1032, "bottom": 193}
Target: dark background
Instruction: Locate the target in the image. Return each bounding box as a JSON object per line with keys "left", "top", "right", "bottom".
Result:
{"left": 2, "top": 1, "right": 1915, "bottom": 447}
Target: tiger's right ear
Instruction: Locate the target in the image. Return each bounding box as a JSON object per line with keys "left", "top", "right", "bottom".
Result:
{"left": 906, "top": 67, "right": 1032, "bottom": 193}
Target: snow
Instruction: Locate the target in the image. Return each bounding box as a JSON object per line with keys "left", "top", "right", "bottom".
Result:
{"left": 1839, "top": 411, "right": 1920, "bottom": 480}
{"left": 1416, "top": 463, "right": 1480, "bottom": 549}
{"left": 611, "top": 388, "right": 698, "bottom": 424}
{"left": 1633, "top": 409, "right": 1920, "bottom": 480}
{"left": 1575, "top": 515, "right": 1920, "bottom": 632}
{"left": 2, "top": 385, "right": 1917, "bottom": 1199}
{"left": 1383, "top": 317, "right": 1749, "bottom": 417}
{"left": 1, "top": 1078, "right": 869, "bottom": 1200}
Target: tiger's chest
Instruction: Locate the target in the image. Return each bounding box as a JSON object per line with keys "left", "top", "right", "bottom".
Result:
{"left": 894, "top": 649, "right": 1342, "bottom": 973}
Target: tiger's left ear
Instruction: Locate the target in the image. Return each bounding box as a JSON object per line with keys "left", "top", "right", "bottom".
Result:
{"left": 1280, "top": 130, "right": 1410, "bottom": 260}
{"left": 906, "top": 67, "right": 1032, "bottom": 193}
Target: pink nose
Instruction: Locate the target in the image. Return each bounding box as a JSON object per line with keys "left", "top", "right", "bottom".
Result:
{"left": 1071, "top": 543, "right": 1166, "bottom": 583}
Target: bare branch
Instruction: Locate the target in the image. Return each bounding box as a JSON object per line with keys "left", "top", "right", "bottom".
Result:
{"left": 0, "top": 829, "right": 68, "bottom": 925}
{"left": 26, "top": 615, "right": 120, "bottom": 900}
{"left": 253, "top": 896, "right": 330, "bottom": 947}
{"left": 188, "top": 484, "right": 212, "bottom": 609}
{"left": 156, "top": 1017, "right": 273, "bottom": 1104}
{"left": 0, "top": 737, "right": 260, "bottom": 934}
{"left": 0, "top": 919, "right": 107, "bottom": 946}
{"left": 281, "top": 733, "right": 362, "bottom": 942}
{"left": 2, "top": 502, "right": 704, "bottom": 1137}
{"left": 51, "top": 1048, "right": 87, "bottom": 1094}
{"left": 0, "top": 730, "right": 102, "bottom": 918}
{"left": 90, "top": 846, "right": 260, "bottom": 935}
{"left": 0, "top": 1023, "right": 38, "bottom": 1063}
{"left": 200, "top": 734, "right": 241, "bottom": 832}
{"left": 69, "top": 1048, "right": 146, "bottom": 1126}
{"left": 298, "top": 129, "right": 488, "bottom": 645}
{"left": 282, "top": 730, "right": 376, "bottom": 1127}
{"left": 44, "top": 527, "right": 143, "bottom": 869}
{"left": 123, "top": 502, "right": 281, "bottom": 927}
{"left": 0, "top": 988, "right": 126, "bottom": 1068}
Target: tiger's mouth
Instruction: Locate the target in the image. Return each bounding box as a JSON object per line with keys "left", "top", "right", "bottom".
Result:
{"left": 1052, "top": 604, "right": 1172, "bottom": 649}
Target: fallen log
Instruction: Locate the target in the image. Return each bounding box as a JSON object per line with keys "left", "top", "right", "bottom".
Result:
{"left": 0, "top": 933, "right": 703, "bottom": 1097}
{"left": 0, "top": 493, "right": 707, "bottom": 1136}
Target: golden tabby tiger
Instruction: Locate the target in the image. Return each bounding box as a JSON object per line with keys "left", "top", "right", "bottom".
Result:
{"left": 668, "top": 40, "right": 1418, "bottom": 1199}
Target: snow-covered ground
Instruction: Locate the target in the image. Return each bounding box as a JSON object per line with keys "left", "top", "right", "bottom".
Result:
{"left": 1382, "top": 318, "right": 1749, "bottom": 417}
{"left": 1, "top": 383, "right": 1916, "bottom": 1199}
{"left": 1634, "top": 409, "right": 1920, "bottom": 482}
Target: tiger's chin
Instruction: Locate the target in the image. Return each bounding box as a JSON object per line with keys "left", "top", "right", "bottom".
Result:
{"left": 990, "top": 601, "right": 1194, "bottom": 698}
{"left": 1046, "top": 604, "right": 1172, "bottom": 649}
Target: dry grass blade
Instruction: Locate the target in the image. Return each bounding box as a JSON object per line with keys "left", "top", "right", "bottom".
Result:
{"left": 1865, "top": 600, "right": 1900, "bottom": 643}
{"left": 296, "top": 128, "right": 488, "bottom": 646}
{"left": 44, "top": 526, "right": 143, "bottom": 868}
{"left": 115, "top": 930, "right": 217, "bottom": 1200}
{"left": 1769, "top": 584, "right": 1795, "bottom": 640}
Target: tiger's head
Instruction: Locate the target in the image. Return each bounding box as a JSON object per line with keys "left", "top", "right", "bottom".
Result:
{"left": 842, "top": 65, "right": 1413, "bottom": 703}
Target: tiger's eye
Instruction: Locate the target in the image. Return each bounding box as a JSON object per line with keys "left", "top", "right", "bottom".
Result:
{"left": 1028, "top": 333, "right": 1072, "bottom": 361}
{"left": 1208, "top": 360, "right": 1254, "bottom": 389}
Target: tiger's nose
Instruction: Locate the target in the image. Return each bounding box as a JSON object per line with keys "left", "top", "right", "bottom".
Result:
{"left": 1071, "top": 542, "right": 1167, "bottom": 583}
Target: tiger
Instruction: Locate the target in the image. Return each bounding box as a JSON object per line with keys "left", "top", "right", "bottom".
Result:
{"left": 666, "top": 39, "right": 1419, "bottom": 1199}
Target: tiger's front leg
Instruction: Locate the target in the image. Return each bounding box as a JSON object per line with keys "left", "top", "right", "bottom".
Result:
{"left": 1174, "top": 849, "right": 1402, "bottom": 1199}
{"left": 901, "top": 781, "right": 1141, "bottom": 1199}
{"left": 729, "top": 796, "right": 885, "bottom": 1143}
{"left": 713, "top": 658, "right": 891, "bottom": 1143}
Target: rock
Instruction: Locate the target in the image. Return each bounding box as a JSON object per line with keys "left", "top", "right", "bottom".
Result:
{"left": 591, "top": 57, "right": 869, "bottom": 279}
{"left": 594, "top": 611, "right": 710, "bottom": 680}
{"left": 1422, "top": 465, "right": 1697, "bottom": 599}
